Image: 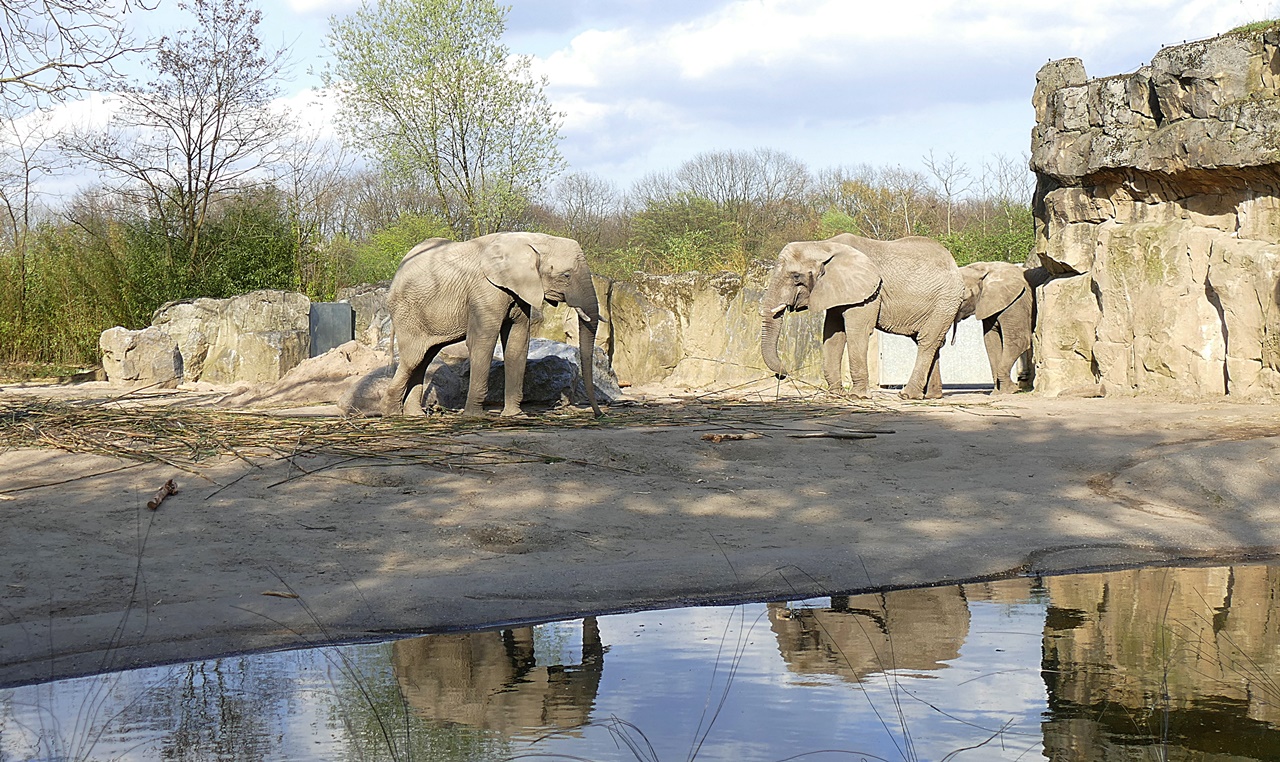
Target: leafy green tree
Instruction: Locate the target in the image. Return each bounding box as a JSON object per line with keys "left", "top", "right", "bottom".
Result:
{"left": 344, "top": 213, "right": 456, "bottom": 286}
{"left": 325, "top": 0, "right": 564, "bottom": 237}
{"left": 939, "top": 202, "right": 1035, "bottom": 266}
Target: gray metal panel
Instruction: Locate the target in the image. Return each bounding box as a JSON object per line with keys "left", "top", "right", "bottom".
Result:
{"left": 309, "top": 302, "right": 355, "bottom": 358}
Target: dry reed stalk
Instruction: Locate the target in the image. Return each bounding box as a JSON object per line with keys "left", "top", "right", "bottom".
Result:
{"left": 0, "top": 395, "right": 886, "bottom": 487}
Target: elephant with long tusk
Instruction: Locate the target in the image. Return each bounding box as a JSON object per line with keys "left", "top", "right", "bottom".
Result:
{"left": 760, "top": 234, "right": 963, "bottom": 400}
{"left": 383, "top": 232, "right": 603, "bottom": 418}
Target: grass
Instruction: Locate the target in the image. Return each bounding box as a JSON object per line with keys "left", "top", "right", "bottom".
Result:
{"left": 1228, "top": 18, "right": 1280, "bottom": 35}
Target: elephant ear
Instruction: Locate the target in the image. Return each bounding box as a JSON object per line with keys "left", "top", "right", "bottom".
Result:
{"left": 975, "top": 266, "right": 1028, "bottom": 320}
{"left": 483, "top": 235, "right": 545, "bottom": 309}
{"left": 810, "top": 246, "right": 881, "bottom": 313}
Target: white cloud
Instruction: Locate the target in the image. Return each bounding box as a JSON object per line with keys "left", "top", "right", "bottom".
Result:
{"left": 535, "top": 0, "right": 1277, "bottom": 186}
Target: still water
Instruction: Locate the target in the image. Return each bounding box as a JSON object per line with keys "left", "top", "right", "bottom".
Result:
{"left": 3, "top": 563, "right": 1280, "bottom": 761}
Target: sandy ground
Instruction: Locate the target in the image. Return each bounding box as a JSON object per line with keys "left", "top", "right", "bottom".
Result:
{"left": 2, "top": 382, "right": 1279, "bottom": 689}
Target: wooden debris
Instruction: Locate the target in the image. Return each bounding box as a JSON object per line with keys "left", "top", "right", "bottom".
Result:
{"left": 146, "top": 478, "right": 178, "bottom": 510}
{"left": 786, "top": 431, "right": 877, "bottom": 440}
{"left": 700, "top": 431, "right": 763, "bottom": 443}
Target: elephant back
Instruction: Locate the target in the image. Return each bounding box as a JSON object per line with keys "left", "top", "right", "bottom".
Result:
{"left": 829, "top": 234, "right": 962, "bottom": 335}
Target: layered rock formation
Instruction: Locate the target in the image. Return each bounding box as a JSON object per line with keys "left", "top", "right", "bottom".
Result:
{"left": 1031, "top": 28, "right": 1280, "bottom": 397}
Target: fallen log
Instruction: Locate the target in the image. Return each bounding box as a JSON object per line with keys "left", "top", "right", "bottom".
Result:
{"left": 146, "top": 479, "right": 177, "bottom": 510}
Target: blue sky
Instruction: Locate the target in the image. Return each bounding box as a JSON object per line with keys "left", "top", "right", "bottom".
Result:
{"left": 67, "top": 0, "right": 1280, "bottom": 194}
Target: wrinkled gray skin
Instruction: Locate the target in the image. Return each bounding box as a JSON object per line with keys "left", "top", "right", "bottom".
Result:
{"left": 761, "top": 234, "right": 963, "bottom": 400}
{"left": 383, "top": 232, "right": 601, "bottom": 418}
{"left": 956, "top": 261, "right": 1033, "bottom": 394}
{"left": 758, "top": 240, "right": 883, "bottom": 397}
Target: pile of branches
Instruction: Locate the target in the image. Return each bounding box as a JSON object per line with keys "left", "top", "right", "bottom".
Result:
{"left": 0, "top": 395, "right": 864, "bottom": 475}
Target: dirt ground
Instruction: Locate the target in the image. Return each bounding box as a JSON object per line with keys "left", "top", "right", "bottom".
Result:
{"left": 2, "top": 381, "right": 1280, "bottom": 689}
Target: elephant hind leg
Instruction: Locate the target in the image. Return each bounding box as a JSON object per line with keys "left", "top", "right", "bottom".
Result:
{"left": 383, "top": 334, "right": 456, "bottom": 416}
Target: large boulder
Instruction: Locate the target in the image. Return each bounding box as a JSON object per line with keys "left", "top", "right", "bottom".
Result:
{"left": 218, "top": 340, "right": 389, "bottom": 409}
{"left": 99, "top": 326, "right": 183, "bottom": 389}
{"left": 607, "top": 269, "right": 829, "bottom": 389}
{"left": 151, "top": 290, "right": 311, "bottom": 385}
{"left": 336, "top": 281, "right": 392, "bottom": 352}
{"left": 339, "top": 338, "right": 621, "bottom": 416}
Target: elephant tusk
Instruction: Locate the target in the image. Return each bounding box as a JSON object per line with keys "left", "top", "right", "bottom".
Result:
{"left": 574, "top": 307, "right": 594, "bottom": 324}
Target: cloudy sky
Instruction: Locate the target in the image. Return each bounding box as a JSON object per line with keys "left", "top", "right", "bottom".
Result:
{"left": 98, "top": 0, "right": 1280, "bottom": 192}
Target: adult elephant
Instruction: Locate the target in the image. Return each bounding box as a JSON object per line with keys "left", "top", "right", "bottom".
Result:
{"left": 760, "top": 233, "right": 963, "bottom": 400}
{"left": 956, "top": 261, "right": 1033, "bottom": 394}
{"left": 383, "top": 232, "right": 602, "bottom": 418}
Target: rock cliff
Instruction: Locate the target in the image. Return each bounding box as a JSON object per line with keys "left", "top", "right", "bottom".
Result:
{"left": 1031, "top": 28, "right": 1280, "bottom": 397}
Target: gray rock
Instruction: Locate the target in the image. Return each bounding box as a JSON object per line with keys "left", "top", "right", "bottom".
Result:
{"left": 151, "top": 290, "right": 311, "bottom": 385}
{"left": 339, "top": 338, "right": 622, "bottom": 416}
{"left": 99, "top": 326, "right": 182, "bottom": 389}
{"left": 337, "top": 281, "right": 392, "bottom": 352}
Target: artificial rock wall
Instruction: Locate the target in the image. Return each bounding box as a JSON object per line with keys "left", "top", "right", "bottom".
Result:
{"left": 1031, "top": 29, "right": 1280, "bottom": 397}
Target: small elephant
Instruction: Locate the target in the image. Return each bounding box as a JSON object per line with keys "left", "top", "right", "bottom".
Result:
{"left": 956, "top": 261, "right": 1033, "bottom": 394}
{"left": 760, "top": 235, "right": 963, "bottom": 399}
{"left": 384, "top": 232, "right": 602, "bottom": 418}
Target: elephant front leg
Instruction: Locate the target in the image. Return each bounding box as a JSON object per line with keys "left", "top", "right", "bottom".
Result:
{"left": 463, "top": 311, "right": 502, "bottom": 418}
{"left": 821, "top": 310, "right": 848, "bottom": 392}
{"left": 841, "top": 306, "right": 876, "bottom": 398}
{"left": 983, "top": 320, "right": 1011, "bottom": 393}
{"left": 383, "top": 335, "right": 440, "bottom": 416}
{"left": 499, "top": 311, "right": 531, "bottom": 417}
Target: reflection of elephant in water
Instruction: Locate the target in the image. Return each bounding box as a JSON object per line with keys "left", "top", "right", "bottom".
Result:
{"left": 956, "top": 262, "right": 1033, "bottom": 394}
{"left": 760, "top": 234, "right": 963, "bottom": 399}
{"left": 392, "top": 617, "right": 605, "bottom": 735}
{"left": 769, "top": 587, "right": 970, "bottom": 682}
{"left": 384, "top": 233, "right": 602, "bottom": 418}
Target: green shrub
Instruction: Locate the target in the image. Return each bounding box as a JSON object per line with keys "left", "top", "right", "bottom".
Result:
{"left": 344, "top": 213, "right": 456, "bottom": 286}
{"left": 628, "top": 194, "right": 746, "bottom": 274}
{"left": 938, "top": 204, "right": 1034, "bottom": 266}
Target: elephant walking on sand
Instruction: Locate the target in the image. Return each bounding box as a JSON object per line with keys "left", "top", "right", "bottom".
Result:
{"left": 760, "top": 234, "right": 963, "bottom": 400}
{"left": 956, "top": 261, "right": 1035, "bottom": 394}
{"left": 383, "top": 232, "right": 602, "bottom": 418}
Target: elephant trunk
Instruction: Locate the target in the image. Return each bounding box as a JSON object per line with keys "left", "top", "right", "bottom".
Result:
{"left": 568, "top": 262, "right": 603, "bottom": 417}
{"left": 578, "top": 315, "right": 601, "bottom": 417}
{"left": 760, "top": 270, "right": 793, "bottom": 377}
{"left": 760, "top": 311, "right": 786, "bottom": 377}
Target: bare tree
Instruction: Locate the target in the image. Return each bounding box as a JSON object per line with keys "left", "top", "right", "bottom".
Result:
{"left": 60, "top": 0, "right": 292, "bottom": 286}
{"left": 923, "top": 150, "right": 971, "bottom": 236}
{"left": 0, "top": 103, "right": 57, "bottom": 331}
{"left": 0, "top": 0, "right": 155, "bottom": 107}
{"left": 553, "top": 171, "right": 622, "bottom": 251}
{"left": 273, "top": 129, "right": 354, "bottom": 295}
{"left": 630, "top": 148, "right": 813, "bottom": 258}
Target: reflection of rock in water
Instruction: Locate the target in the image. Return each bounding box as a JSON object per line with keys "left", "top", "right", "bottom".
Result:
{"left": 392, "top": 617, "right": 604, "bottom": 738}
{"left": 769, "top": 587, "right": 970, "bottom": 682}
{"left": 1042, "top": 565, "right": 1280, "bottom": 759}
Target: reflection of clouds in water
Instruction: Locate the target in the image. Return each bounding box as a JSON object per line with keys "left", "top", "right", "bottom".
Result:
{"left": 949, "top": 602, "right": 1051, "bottom": 735}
